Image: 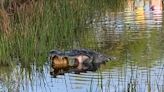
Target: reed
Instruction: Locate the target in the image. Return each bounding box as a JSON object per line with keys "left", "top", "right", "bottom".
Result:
{"left": 2, "top": 0, "right": 164, "bottom": 92}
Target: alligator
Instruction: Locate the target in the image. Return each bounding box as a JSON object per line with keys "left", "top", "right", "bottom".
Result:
{"left": 48, "top": 49, "right": 113, "bottom": 77}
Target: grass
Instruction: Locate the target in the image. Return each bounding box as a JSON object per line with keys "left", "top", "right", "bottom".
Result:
{"left": 0, "top": 0, "right": 127, "bottom": 66}
{"left": 0, "top": 1, "right": 126, "bottom": 90}
{"left": 0, "top": 0, "right": 164, "bottom": 92}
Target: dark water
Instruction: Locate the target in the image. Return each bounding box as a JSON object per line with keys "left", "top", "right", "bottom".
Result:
{"left": 1, "top": 0, "right": 164, "bottom": 92}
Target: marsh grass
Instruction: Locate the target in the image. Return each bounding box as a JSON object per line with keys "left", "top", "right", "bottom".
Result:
{"left": 1, "top": 0, "right": 124, "bottom": 66}
{"left": 0, "top": 2, "right": 108, "bottom": 90}
{"left": 1, "top": 0, "right": 164, "bottom": 92}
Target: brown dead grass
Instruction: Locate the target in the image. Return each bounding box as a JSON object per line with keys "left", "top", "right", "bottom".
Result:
{"left": 0, "top": 9, "right": 11, "bottom": 34}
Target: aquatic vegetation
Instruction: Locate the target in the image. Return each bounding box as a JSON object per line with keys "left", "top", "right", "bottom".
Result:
{"left": 0, "top": 0, "right": 164, "bottom": 92}
{"left": 0, "top": 0, "right": 126, "bottom": 66}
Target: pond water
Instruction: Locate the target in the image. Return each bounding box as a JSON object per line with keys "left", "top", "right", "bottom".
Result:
{"left": 1, "top": 0, "right": 164, "bottom": 92}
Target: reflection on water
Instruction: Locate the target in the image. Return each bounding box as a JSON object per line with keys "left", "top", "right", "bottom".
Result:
{"left": 1, "top": 0, "right": 164, "bottom": 92}
{"left": 93, "top": 0, "right": 163, "bottom": 32}
{"left": 125, "top": 0, "right": 163, "bottom": 29}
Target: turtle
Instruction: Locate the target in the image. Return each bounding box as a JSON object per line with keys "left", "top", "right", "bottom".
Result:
{"left": 48, "top": 49, "right": 113, "bottom": 76}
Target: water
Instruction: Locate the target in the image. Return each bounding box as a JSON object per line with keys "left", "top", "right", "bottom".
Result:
{"left": 0, "top": 0, "right": 164, "bottom": 92}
